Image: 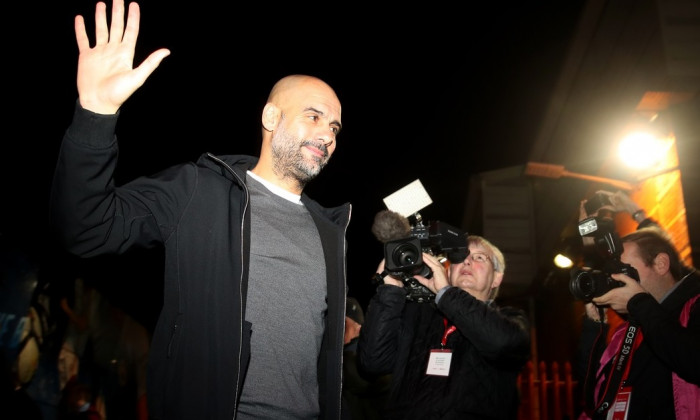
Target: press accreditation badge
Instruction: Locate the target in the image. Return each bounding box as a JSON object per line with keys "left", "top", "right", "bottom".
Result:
{"left": 607, "top": 386, "right": 632, "bottom": 420}
{"left": 426, "top": 349, "right": 452, "bottom": 376}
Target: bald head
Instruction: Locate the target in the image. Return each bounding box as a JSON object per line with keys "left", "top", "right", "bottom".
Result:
{"left": 267, "top": 75, "right": 341, "bottom": 120}
{"left": 253, "top": 75, "right": 343, "bottom": 194}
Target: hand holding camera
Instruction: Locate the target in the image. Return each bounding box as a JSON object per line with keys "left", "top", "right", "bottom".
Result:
{"left": 410, "top": 253, "right": 450, "bottom": 295}
{"left": 570, "top": 211, "right": 640, "bottom": 301}
{"left": 372, "top": 210, "right": 468, "bottom": 303}
{"left": 591, "top": 272, "right": 648, "bottom": 314}
{"left": 583, "top": 190, "right": 645, "bottom": 219}
{"left": 373, "top": 259, "right": 403, "bottom": 288}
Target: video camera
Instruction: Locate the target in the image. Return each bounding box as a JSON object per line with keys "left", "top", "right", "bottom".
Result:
{"left": 383, "top": 213, "right": 468, "bottom": 303}
{"left": 569, "top": 216, "right": 639, "bottom": 301}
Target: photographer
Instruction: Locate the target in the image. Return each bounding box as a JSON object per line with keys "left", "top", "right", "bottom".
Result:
{"left": 575, "top": 191, "right": 700, "bottom": 419}
{"left": 357, "top": 235, "right": 531, "bottom": 420}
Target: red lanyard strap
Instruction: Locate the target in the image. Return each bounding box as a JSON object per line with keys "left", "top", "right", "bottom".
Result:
{"left": 595, "top": 322, "right": 642, "bottom": 415}
{"left": 441, "top": 318, "right": 457, "bottom": 348}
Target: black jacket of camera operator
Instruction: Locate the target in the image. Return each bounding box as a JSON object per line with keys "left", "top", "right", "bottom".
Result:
{"left": 570, "top": 216, "right": 640, "bottom": 301}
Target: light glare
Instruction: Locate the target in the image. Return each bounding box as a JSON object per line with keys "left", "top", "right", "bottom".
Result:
{"left": 618, "top": 132, "right": 670, "bottom": 169}
{"left": 554, "top": 253, "right": 573, "bottom": 268}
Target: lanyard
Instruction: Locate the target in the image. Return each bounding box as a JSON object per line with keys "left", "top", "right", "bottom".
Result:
{"left": 441, "top": 318, "right": 457, "bottom": 348}
{"left": 595, "top": 322, "right": 643, "bottom": 416}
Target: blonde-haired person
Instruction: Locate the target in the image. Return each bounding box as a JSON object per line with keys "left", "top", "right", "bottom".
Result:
{"left": 358, "top": 235, "right": 531, "bottom": 419}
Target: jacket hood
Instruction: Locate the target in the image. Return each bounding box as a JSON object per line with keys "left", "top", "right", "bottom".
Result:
{"left": 198, "top": 153, "right": 258, "bottom": 181}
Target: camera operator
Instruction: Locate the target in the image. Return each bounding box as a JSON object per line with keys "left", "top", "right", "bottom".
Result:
{"left": 357, "top": 235, "right": 531, "bottom": 420}
{"left": 575, "top": 191, "right": 700, "bottom": 420}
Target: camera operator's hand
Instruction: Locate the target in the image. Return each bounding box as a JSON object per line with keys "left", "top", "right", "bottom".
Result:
{"left": 591, "top": 272, "right": 648, "bottom": 314}
{"left": 588, "top": 190, "right": 618, "bottom": 216}
{"left": 594, "top": 190, "right": 643, "bottom": 216}
{"left": 584, "top": 302, "right": 607, "bottom": 322}
{"left": 375, "top": 259, "right": 403, "bottom": 287}
{"left": 412, "top": 253, "right": 449, "bottom": 294}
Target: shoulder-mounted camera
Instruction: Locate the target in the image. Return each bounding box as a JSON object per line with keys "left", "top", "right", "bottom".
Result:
{"left": 383, "top": 213, "right": 468, "bottom": 303}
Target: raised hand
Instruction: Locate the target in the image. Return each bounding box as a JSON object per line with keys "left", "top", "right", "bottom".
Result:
{"left": 75, "top": 0, "right": 170, "bottom": 114}
{"left": 413, "top": 253, "right": 449, "bottom": 294}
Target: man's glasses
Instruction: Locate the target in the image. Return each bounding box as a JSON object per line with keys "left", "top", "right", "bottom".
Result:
{"left": 465, "top": 252, "right": 492, "bottom": 264}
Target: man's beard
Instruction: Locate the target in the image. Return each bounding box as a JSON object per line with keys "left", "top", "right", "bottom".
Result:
{"left": 270, "top": 126, "right": 330, "bottom": 187}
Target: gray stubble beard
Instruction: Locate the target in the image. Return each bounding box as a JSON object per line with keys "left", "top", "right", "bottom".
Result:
{"left": 270, "top": 126, "right": 330, "bottom": 189}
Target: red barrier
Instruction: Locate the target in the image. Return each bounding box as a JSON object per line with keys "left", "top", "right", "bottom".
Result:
{"left": 518, "top": 361, "right": 579, "bottom": 420}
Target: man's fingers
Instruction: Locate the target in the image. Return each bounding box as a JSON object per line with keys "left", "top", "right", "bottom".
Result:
{"left": 94, "top": 2, "right": 109, "bottom": 45}
{"left": 109, "top": 0, "right": 126, "bottom": 43}
{"left": 74, "top": 16, "right": 90, "bottom": 51}
{"left": 121, "top": 2, "right": 141, "bottom": 47}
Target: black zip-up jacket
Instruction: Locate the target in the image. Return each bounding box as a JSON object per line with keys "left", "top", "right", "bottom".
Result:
{"left": 50, "top": 102, "right": 351, "bottom": 420}
{"left": 358, "top": 285, "right": 531, "bottom": 419}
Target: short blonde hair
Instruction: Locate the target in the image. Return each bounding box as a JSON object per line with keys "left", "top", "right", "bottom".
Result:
{"left": 468, "top": 235, "right": 505, "bottom": 273}
{"left": 467, "top": 235, "right": 505, "bottom": 300}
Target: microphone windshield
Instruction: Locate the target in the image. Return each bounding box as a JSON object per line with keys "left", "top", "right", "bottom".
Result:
{"left": 372, "top": 210, "right": 412, "bottom": 243}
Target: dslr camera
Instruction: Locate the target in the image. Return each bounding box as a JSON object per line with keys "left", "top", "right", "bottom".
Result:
{"left": 384, "top": 213, "right": 468, "bottom": 302}
{"left": 569, "top": 216, "right": 640, "bottom": 301}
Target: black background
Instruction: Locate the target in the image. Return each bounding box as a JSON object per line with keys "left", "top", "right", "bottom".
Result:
{"left": 3, "top": 0, "right": 585, "bottom": 330}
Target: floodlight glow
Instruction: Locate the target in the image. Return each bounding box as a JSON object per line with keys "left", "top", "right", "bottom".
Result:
{"left": 618, "top": 131, "right": 671, "bottom": 169}
{"left": 554, "top": 253, "right": 573, "bottom": 269}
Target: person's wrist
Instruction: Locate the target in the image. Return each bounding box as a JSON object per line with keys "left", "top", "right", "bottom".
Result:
{"left": 372, "top": 270, "right": 390, "bottom": 286}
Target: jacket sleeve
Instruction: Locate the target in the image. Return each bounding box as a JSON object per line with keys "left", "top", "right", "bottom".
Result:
{"left": 50, "top": 101, "right": 196, "bottom": 257}
{"left": 628, "top": 292, "right": 700, "bottom": 385}
{"left": 437, "top": 287, "right": 531, "bottom": 369}
{"left": 357, "top": 284, "right": 407, "bottom": 375}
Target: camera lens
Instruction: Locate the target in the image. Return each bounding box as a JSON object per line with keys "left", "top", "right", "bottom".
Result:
{"left": 569, "top": 267, "right": 625, "bottom": 301}
{"left": 384, "top": 237, "right": 425, "bottom": 274}
{"left": 392, "top": 243, "right": 420, "bottom": 267}
{"left": 569, "top": 268, "right": 601, "bottom": 301}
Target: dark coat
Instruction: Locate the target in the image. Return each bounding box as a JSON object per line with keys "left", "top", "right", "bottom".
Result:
{"left": 358, "top": 285, "right": 531, "bottom": 420}
{"left": 50, "top": 103, "right": 351, "bottom": 420}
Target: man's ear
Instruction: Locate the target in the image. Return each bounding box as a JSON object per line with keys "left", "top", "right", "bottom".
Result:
{"left": 653, "top": 252, "right": 670, "bottom": 275}
{"left": 262, "top": 103, "right": 280, "bottom": 132}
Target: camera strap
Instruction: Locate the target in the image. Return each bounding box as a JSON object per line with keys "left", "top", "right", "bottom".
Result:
{"left": 593, "top": 321, "right": 643, "bottom": 417}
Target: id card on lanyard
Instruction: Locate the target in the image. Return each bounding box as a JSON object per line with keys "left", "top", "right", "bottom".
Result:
{"left": 607, "top": 386, "right": 632, "bottom": 420}
{"left": 597, "top": 323, "right": 642, "bottom": 419}
{"left": 426, "top": 318, "right": 456, "bottom": 377}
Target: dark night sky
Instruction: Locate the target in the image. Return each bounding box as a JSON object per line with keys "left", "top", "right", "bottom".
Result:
{"left": 3, "top": 1, "right": 585, "bottom": 328}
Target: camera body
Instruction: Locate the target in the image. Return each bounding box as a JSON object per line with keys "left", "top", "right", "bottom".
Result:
{"left": 583, "top": 191, "right": 614, "bottom": 216}
{"left": 384, "top": 215, "right": 468, "bottom": 302}
{"left": 569, "top": 216, "right": 640, "bottom": 301}
{"left": 570, "top": 259, "right": 639, "bottom": 301}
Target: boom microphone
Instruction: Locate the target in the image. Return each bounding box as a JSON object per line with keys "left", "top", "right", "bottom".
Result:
{"left": 371, "top": 210, "right": 412, "bottom": 243}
